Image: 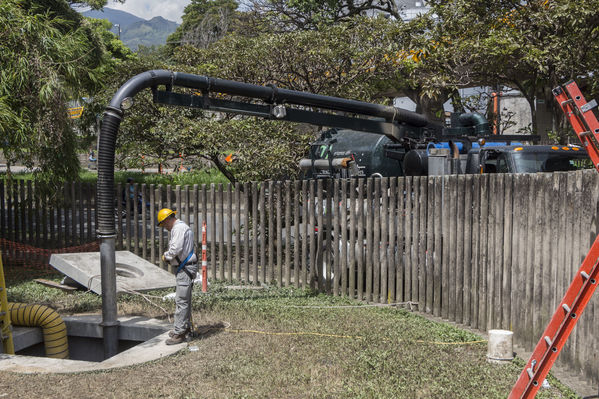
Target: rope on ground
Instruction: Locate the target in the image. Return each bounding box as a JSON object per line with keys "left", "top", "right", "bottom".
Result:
{"left": 85, "top": 274, "right": 173, "bottom": 323}
{"left": 207, "top": 323, "right": 486, "bottom": 345}
{"left": 121, "top": 288, "right": 172, "bottom": 323}
{"left": 279, "top": 301, "right": 418, "bottom": 309}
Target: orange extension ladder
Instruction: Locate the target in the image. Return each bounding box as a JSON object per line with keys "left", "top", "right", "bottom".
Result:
{"left": 509, "top": 81, "right": 599, "bottom": 398}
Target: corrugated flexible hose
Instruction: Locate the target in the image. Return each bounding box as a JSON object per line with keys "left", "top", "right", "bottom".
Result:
{"left": 8, "top": 303, "right": 69, "bottom": 359}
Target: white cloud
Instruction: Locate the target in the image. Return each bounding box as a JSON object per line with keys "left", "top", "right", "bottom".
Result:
{"left": 107, "top": 0, "right": 190, "bottom": 23}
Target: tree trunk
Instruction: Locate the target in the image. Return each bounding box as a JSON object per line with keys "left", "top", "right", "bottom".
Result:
{"left": 210, "top": 154, "right": 237, "bottom": 184}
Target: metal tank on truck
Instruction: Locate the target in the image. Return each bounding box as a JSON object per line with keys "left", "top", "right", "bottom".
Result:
{"left": 299, "top": 111, "right": 592, "bottom": 178}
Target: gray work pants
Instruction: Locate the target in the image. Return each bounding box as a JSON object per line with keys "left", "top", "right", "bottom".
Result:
{"left": 174, "top": 264, "right": 198, "bottom": 335}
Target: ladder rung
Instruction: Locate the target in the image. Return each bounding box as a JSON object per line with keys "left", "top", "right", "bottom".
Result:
{"left": 580, "top": 131, "right": 592, "bottom": 137}
{"left": 581, "top": 271, "right": 590, "bottom": 279}
{"left": 562, "top": 304, "right": 571, "bottom": 313}
{"left": 561, "top": 99, "right": 574, "bottom": 106}
{"left": 527, "top": 368, "right": 534, "bottom": 379}
{"left": 544, "top": 336, "right": 552, "bottom": 346}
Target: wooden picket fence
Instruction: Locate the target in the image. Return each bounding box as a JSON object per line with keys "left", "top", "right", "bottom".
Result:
{"left": 1, "top": 171, "right": 599, "bottom": 387}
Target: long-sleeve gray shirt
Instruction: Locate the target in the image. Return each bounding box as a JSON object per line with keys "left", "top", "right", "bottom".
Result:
{"left": 163, "top": 220, "right": 197, "bottom": 266}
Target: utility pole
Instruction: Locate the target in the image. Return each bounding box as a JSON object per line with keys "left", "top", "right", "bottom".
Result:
{"left": 114, "top": 23, "right": 121, "bottom": 40}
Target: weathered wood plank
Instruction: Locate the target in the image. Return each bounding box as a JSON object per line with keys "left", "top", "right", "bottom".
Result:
{"left": 193, "top": 184, "right": 199, "bottom": 268}
{"left": 522, "top": 174, "right": 536, "bottom": 348}
{"left": 412, "top": 176, "right": 421, "bottom": 305}
{"left": 510, "top": 175, "right": 525, "bottom": 341}
{"left": 301, "top": 180, "right": 309, "bottom": 289}
{"left": 253, "top": 182, "right": 260, "bottom": 285}
{"left": 404, "top": 176, "right": 413, "bottom": 304}
{"left": 141, "top": 184, "right": 147, "bottom": 260}
{"left": 333, "top": 179, "right": 341, "bottom": 296}
{"left": 133, "top": 183, "right": 140, "bottom": 255}
{"left": 218, "top": 183, "right": 225, "bottom": 281}
{"left": 447, "top": 175, "right": 458, "bottom": 321}
{"left": 325, "top": 179, "right": 333, "bottom": 294}
{"left": 380, "top": 177, "right": 389, "bottom": 303}
{"left": 84, "top": 182, "right": 91, "bottom": 243}
{"left": 235, "top": 183, "right": 241, "bottom": 281}
{"left": 455, "top": 175, "right": 466, "bottom": 322}
{"left": 341, "top": 179, "right": 349, "bottom": 296}
{"left": 478, "top": 174, "right": 489, "bottom": 329}
{"left": 268, "top": 181, "right": 275, "bottom": 284}
{"left": 316, "top": 180, "right": 324, "bottom": 292}
{"left": 71, "top": 182, "right": 77, "bottom": 246}
{"left": 433, "top": 176, "right": 442, "bottom": 317}
{"left": 373, "top": 178, "right": 381, "bottom": 302}
{"left": 388, "top": 178, "right": 397, "bottom": 303}
{"left": 418, "top": 176, "right": 427, "bottom": 311}
{"left": 493, "top": 174, "right": 505, "bottom": 330}
{"left": 243, "top": 182, "right": 251, "bottom": 283}
{"left": 275, "top": 181, "right": 283, "bottom": 285}
{"left": 308, "top": 180, "right": 316, "bottom": 289}
{"left": 159, "top": 184, "right": 166, "bottom": 270}
{"left": 365, "top": 178, "right": 373, "bottom": 302}
{"left": 285, "top": 181, "right": 292, "bottom": 287}
{"left": 230, "top": 183, "right": 235, "bottom": 283}
{"left": 356, "top": 180, "right": 364, "bottom": 301}
{"left": 26, "top": 181, "right": 33, "bottom": 246}
{"left": 348, "top": 179, "right": 357, "bottom": 298}
{"left": 150, "top": 185, "right": 157, "bottom": 264}
{"left": 397, "top": 177, "right": 405, "bottom": 303}
{"left": 425, "top": 176, "right": 434, "bottom": 313}
{"left": 294, "top": 180, "right": 301, "bottom": 288}
{"left": 462, "top": 175, "right": 473, "bottom": 326}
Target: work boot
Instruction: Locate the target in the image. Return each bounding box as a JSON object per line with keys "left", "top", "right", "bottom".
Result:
{"left": 168, "top": 328, "right": 190, "bottom": 338}
{"left": 165, "top": 333, "right": 187, "bottom": 345}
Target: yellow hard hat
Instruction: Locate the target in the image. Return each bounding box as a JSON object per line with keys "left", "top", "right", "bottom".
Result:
{"left": 157, "top": 208, "right": 176, "bottom": 226}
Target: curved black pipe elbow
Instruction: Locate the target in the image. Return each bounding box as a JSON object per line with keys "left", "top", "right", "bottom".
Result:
{"left": 458, "top": 112, "right": 491, "bottom": 136}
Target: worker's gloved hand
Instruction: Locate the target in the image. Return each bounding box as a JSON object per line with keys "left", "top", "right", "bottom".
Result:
{"left": 161, "top": 255, "right": 166, "bottom": 262}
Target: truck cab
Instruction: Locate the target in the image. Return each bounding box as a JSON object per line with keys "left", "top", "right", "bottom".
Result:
{"left": 474, "top": 145, "right": 592, "bottom": 174}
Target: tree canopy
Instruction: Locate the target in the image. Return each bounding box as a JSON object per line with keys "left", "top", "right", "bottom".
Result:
{"left": 0, "top": 0, "right": 130, "bottom": 187}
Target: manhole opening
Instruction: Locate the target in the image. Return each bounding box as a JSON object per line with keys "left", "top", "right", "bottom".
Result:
{"left": 11, "top": 318, "right": 167, "bottom": 362}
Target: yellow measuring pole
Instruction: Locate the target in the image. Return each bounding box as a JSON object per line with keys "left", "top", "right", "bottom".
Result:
{"left": 0, "top": 251, "right": 14, "bottom": 354}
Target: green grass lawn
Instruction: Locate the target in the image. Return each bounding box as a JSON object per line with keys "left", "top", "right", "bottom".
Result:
{"left": 2, "top": 275, "right": 579, "bottom": 399}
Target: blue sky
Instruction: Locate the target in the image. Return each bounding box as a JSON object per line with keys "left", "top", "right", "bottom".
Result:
{"left": 107, "top": 0, "right": 190, "bottom": 23}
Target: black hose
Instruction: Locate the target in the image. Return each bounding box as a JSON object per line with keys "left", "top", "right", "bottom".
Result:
{"left": 97, "top": 107, "right": 122, "bottom": 235}
{"left": 458, "top": 112, "right": 491, "bottom": 136}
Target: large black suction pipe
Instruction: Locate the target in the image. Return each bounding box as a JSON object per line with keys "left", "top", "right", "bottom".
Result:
{"left": 98, "top": 70, "right": 174, "bottom": 359}
{"left": 98, "top": 70, "right": 430, "bottom": 357}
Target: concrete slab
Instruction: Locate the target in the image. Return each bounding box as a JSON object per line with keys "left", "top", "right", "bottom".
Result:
{"left": 49, "top": 251, "right": 176, "bottom": 295}
{"left": 1, "top": 316, "right": 187, "bottom": 374}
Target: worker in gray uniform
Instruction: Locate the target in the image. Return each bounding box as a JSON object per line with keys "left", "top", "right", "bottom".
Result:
{"left": 157, "top": 208, "right": 198, "bottom": 345}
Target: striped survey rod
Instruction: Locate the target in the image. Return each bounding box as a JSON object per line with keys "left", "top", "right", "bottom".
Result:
{"left": 201, "top": 221, "right": 208, "bottom": 292}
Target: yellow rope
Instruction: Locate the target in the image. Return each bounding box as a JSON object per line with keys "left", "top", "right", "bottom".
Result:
{"left": 225, "top": 328, "right": 362, "bottom": 340}
{"left": 218, "top": 326, "right": 486, "bottom": 345}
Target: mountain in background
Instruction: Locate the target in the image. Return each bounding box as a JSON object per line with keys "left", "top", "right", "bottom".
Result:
{"left": 81, "top": 8, "right": 178, "bottom": 51}
{"left": 120, "top": 17, "right": 178, "bottom": 51}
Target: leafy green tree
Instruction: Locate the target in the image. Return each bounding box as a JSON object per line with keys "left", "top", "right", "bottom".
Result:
{"left": 167, "top": 0, "right": 240, "bottom": 49}
{"left": 0, "top": 0, "right": 124, "bottom": 187}
{"left": 413, "top": 0, "right": 599, "bottom": 138}
{"left": 246, "top": 0, "right": 401, "bottom": 31}
{"left": 176, "top": 17, "right": 402, "bottom": 100}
